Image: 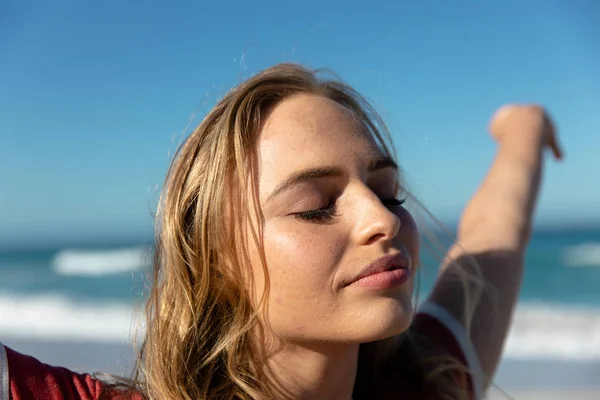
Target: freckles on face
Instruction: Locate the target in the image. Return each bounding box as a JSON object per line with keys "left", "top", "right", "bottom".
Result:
{"left": 247, "top": 93, "right": 418, "bottom": 343}
{"left": 262, "top": 219, "right": 345, "bottom": 306}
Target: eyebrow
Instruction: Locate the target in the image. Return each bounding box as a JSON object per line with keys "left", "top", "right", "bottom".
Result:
{"left": 265, "top": 156, "right": 397, "bottom": 203}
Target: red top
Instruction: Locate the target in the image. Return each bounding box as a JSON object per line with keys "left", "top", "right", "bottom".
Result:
{"left": 1, "top": 304, "right": 482, "bottom": 400}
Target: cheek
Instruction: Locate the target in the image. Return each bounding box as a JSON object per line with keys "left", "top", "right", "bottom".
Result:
{"left": 262, "top": 223, "right": 346, "bottom": 299}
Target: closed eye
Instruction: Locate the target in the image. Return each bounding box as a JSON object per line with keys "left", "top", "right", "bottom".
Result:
{"left": 293, "top": 201, "right": 339, "bottom": 224}
{"left": 293, "top": 196, "right": 405, "bottom": 225}
{"left": 381, "top": 197, "right": 406, "bottom": 208}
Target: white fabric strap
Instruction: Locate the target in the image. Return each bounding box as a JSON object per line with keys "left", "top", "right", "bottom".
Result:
{"left": 0, "top": 342, "right": 8, "bottom": 400}
{"left": 418, "top": 301, "right": 485, "bottom": 400}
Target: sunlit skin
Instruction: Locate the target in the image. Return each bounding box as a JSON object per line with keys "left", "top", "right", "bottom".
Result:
{"left": 238, "top": 95, "right": 563, "bottom": 400}
{"left": 245, "top": 94, "right": 419, "bottom": 399}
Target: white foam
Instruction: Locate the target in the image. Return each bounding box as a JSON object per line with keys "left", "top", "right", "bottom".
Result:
{"left": 503, "top": 302, "right": 600, "bottom": 361}
{"left": 563, "top": 242, "right": 600, "bottom": 267}
{"left": 0, "top": 294, "right": 143, "bottom": 343}
{"left": 1, "top": 294, "right": 599, "bottom": 361}
{"left": 52, "top": 247, "right": 150, "bottom": 276}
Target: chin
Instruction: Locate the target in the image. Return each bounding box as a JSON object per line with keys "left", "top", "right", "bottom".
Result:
{"left": 354, "top": 292, "right": 414, "bottom": 342}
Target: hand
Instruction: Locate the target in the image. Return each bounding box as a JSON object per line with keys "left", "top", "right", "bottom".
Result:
{"left": 489, "top": 104, "right": 563, "bottom": 160}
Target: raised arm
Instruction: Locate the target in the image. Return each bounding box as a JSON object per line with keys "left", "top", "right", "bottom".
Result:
{"left": 427, "top": 105, "right": 563, "bottom": 386}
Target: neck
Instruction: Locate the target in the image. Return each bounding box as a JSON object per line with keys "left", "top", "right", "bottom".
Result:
{"left": 263, "top": 341, "right": 360, "bottom": 400}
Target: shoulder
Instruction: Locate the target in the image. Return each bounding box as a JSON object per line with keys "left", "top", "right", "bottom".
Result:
{"left": 413, "top": 301, "right": 485, "bottom": 400}
{"left": 0, "top": 342, "right": 139, "bottom": 400}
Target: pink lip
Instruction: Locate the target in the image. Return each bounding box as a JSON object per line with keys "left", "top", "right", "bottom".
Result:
{"left": 346, "top": 253, "right": 411, "bottom": 290}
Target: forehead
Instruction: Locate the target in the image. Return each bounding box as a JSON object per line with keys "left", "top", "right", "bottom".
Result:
{"left": 257, "top": 94, "right": 383, "bottom": 188}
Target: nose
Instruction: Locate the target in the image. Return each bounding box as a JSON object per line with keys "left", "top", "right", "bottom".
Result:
{"left": 351, "top": 189, "right": 401, "bottom": 246}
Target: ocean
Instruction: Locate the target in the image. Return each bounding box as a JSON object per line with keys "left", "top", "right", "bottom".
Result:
{"left": 1, "top": 227, "right": 600, "bottom": 392}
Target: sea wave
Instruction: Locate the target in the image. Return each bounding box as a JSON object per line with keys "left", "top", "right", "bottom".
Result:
{"left": 1, "top": 295, "right": 599, "bottom": 361}
{"left": 0, "top": 294, "right": 141, "bottom": 342}
{"left": 563, "top": 242, "right": 600, "bottom": 267}
{"left": 52, "top": 247, "right": 150, "bottom": 276}
{"left": 503, "top": 302, "right": 600, "bottom": 361}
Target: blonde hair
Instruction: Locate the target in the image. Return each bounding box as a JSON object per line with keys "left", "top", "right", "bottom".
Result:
{"left": 111, "top": 63, "right": 476, "bottom": 400}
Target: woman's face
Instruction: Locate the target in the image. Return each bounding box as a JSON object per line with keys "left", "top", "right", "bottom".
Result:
{"left": 247, "top": 93, "right": 419, "bottom": 344}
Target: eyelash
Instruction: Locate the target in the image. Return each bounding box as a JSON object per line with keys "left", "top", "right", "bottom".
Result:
{"left": 294, "top": 197, "right": 406, "bottom": 224}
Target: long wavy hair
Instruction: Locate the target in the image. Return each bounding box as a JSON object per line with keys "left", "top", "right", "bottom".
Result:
{"left": 108, "top": 63, "right": 477, "bottom": 400}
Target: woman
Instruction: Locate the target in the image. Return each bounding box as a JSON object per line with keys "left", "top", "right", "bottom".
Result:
{"left": 1, "top": 63, "right": 562, "bottom": 399}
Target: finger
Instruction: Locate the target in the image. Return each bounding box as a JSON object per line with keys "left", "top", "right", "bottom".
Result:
{"left": 550, "top": 137, "right": 564, "bottom": 160}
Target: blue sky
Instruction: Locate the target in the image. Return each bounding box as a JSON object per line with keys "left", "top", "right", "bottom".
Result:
{"left": 1, "top": 0, "right": 599, "bottom": 247}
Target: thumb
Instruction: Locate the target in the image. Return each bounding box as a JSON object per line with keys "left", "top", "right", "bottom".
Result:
{"left": 549, "top": 135, "right": 564, "bottom": 160}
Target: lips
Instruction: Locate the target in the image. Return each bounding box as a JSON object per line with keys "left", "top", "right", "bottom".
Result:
{"left": 345, "top": 252, "right": 411, "bottom": 288}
